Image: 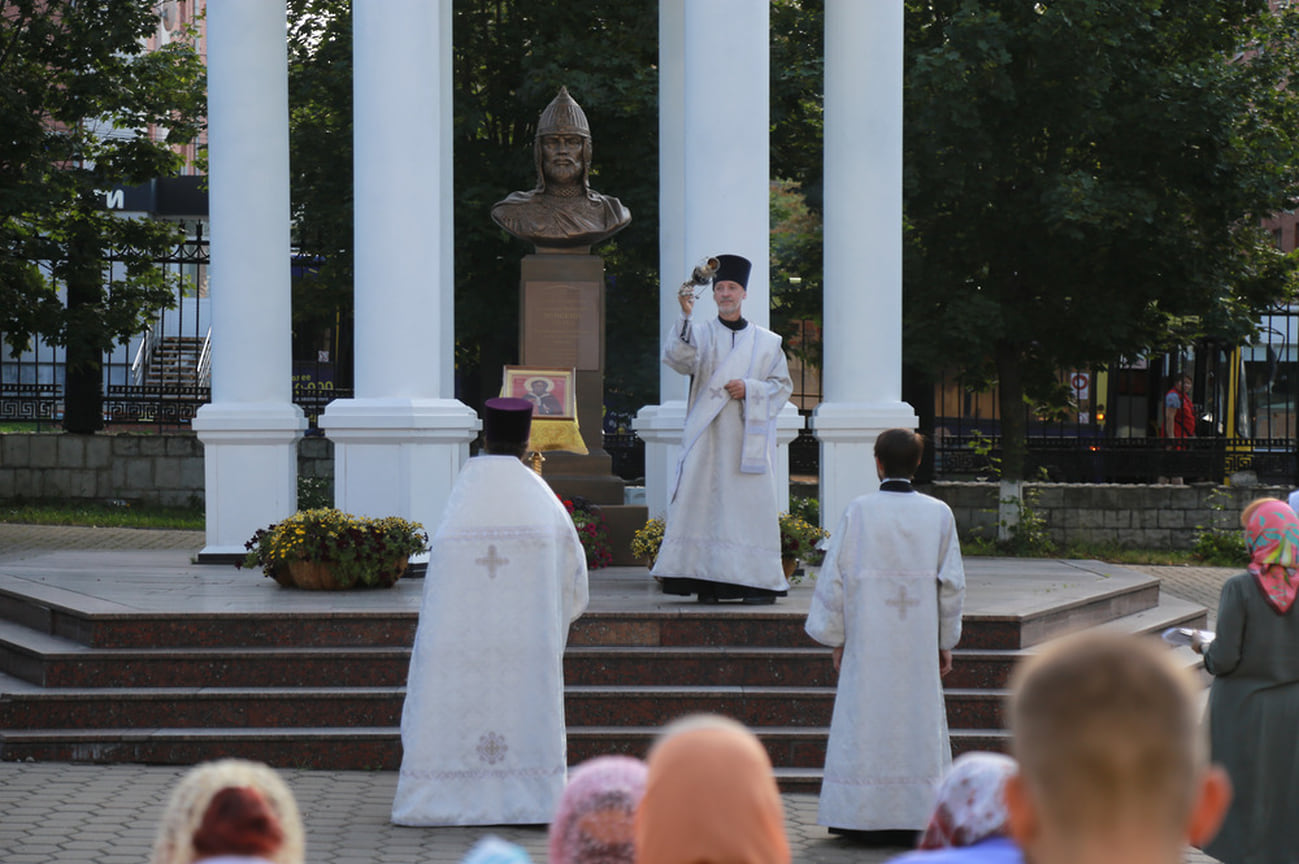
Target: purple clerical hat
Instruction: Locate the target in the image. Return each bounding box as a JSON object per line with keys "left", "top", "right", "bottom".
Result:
{"left": 483, "top": 397, "right": 533, "bottom": 447}
{"left": 713, "top": 254, "right": 751, "bottom": 289}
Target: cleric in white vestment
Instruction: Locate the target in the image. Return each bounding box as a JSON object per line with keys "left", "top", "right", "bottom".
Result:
{"left": 805, "top": 428, "right": 966, "bottom": 837}
{"left": 651, "top": 253, "right": 794, "bottom": 604}
{"left": 392, "top": 397, "right": 590, "bottom": 826}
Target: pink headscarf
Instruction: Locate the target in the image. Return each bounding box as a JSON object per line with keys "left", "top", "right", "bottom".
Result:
{"left": 1244, "top": 499, "right": 1299, "bottom": 614}
{"left": 917, "top": 752, "right": 1017, "bottom": 850}
{"left": 549, "top": 756, "right": 648, "bottom": 864}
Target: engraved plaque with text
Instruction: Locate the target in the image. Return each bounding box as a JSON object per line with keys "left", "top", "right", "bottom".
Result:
{"left": 522, "top": 281, "right": 601, "bottom": 370}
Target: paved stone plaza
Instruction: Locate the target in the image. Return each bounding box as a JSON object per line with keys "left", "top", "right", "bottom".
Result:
{"left": 0, "top": 523, "right": 1228, "bottom": 863}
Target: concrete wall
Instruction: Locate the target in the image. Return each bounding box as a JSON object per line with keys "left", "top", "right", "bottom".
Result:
{"left": 928, "top": 481, "right": 1288, "bottom": 550}
{"left": 0, "top": 432, "right": 332, "bottom": 509}
{"left": 0, "top": 432, "right": 1285, "bottom": 550}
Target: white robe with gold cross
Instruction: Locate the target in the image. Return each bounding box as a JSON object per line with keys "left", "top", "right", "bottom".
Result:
{"left": 804, "top": 487, "right": 965, "bottom": 830}
{"left": 392, "top": 455, "right": 589, "bottom": 826}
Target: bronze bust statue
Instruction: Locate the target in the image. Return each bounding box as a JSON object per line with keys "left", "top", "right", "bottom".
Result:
{"left": 490, "top": 87, "right": 632, "bottom": 254}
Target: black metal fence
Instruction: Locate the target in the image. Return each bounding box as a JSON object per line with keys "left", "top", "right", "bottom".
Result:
{"left": 0, "top": 227, "right": 355, "bottom": 432}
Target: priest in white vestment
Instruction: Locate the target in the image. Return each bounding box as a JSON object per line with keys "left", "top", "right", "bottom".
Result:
{"left": 805, "top": 428, "right": 965, "bottom": 837}
{"left": 651, "top": 253, "right": 794, "bottom": 604}
{"left": 392, "top": 397, "right": 590, "bottom": 826}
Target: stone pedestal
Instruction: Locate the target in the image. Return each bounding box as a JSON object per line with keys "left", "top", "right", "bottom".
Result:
{"left": 519, "top": 254, "right": 624, "bottom": 505}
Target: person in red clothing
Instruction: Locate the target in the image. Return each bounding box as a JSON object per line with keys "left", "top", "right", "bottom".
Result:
{"left": 1163, "top": 373, "right": 1196, "bottom": 439}
{"left": 1160, "top": 372, "right": 1195, "bottom": 484}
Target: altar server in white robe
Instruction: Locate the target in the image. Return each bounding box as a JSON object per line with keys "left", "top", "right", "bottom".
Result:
{"left": 651, "top": 253, "right": 794, "bottom": 604}
{"left": 392, "top": 397, "right": 589, "bottom": 826}
{"left": 805, "top": 427, "right": 965, "bottom": 838}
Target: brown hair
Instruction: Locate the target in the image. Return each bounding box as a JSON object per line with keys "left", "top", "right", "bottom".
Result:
{"left": 874, "top": 428, "right": 924, "bottom": 478}
{"left": 192, "top": 786, "right": 285, "bottom": 858}
{"left": 1008, "top": 631, "right": 1204, "bottom": 838}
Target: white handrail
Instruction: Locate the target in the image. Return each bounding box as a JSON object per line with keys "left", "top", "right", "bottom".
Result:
{"left": 196, "top": 326, "right": 212, "bottom": 387}
{"left": 130, "top": 320, "right": 158, "bottom": 386}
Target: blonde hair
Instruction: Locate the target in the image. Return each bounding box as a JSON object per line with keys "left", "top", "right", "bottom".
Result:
{"left": 1008, "top": 632, "right": 1204, "bottom": 839}
{"left": 150, "top": 759, "right": 305, "bottom": 864}
{"left": 1240, "top": 496, "right": 1282, "bottom": 529}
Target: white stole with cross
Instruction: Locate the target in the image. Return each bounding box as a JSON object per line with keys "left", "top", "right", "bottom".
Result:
{"left": 804, "top": 488, "right": 966, "bottom": 831}
{"left": 665, "top": 315, "right": 791, "bottom": 503}
{"left": 393, "top": 455, "right": 589, "bottom": 826}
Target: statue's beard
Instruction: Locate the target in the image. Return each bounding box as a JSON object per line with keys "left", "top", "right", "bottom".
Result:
{"left": 543, "top": 161, "right": 584, "bottom": 195}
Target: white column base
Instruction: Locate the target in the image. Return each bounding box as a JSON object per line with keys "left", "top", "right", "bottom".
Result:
{"left": 319, "top": 398, "right": 480, "bottom": 548}
{"left": 811, "top": 400, "right": 919, "bottom": 531}
{"left": 774, "top": 402, "right": 805, "bottom": 513}
{"left": 632, "top": 401, "right": 688, "bottom": 520}
{"left": 634, "top": 400, "right": 804, "bottom": 519}
{"left": 194, "top": 402, "right": 308, "bottom": 562}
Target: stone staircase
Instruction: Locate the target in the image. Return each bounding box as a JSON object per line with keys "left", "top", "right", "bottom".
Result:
{"left": 141, "top": 335, "right": 206, "bottom": 389}
{"left": 0, "top": 565, "right": 1207, "bottom": 792}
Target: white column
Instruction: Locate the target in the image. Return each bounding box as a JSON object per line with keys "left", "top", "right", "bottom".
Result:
{"left": 193, "top": 0, "right": 307, "bottom": 562}
{"left": 811, "top": 0, "right": 918, "bottom": 531}
{"left": 320, "top": 0, "right": 478, "bottom": 537}
{"left": 636, "top": 0, "right": 799, "bottom": 519}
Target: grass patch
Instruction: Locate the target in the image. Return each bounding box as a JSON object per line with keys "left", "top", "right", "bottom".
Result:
{"left": 0, "top": 501, "right": 204, "bottom": 531}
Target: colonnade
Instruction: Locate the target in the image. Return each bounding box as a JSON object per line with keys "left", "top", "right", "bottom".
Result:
{"left": 196, "top": 0, "right": 911, "bottom": 560}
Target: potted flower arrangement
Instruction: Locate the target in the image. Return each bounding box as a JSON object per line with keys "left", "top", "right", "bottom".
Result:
{"left": 630, "top": 514, "right": 828, "bottom": 582}
{"left": 778, "top": 511, "right": 830, "bottom": 579}
{"left": 630, "top": 517, "right": 665, "bottom": 568}
{"left": 563, "top": 497, "right": 613, "bottom": 569}
{"left": 239, "top": 508, "right": 429, "bottom": 590}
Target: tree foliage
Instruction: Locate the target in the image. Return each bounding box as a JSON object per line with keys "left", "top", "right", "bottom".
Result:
{"left": 0, "top": 0, "right": 205, "bottom": 432}
{"left": 769, "top": 0, "right": 824, "bottom": 370}
{"left": 903, "top": 0, "right": 1299, "bottom": 479}
{"left": 287, "top": 0, "right": 353, "bottom": 363}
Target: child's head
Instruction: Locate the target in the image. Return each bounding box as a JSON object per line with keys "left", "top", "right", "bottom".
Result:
{"left": 874, "top": 428, "right": 924, "bottom": 479}
{"left": 1004, "top": 632, "right": 1229, "bottom": 858}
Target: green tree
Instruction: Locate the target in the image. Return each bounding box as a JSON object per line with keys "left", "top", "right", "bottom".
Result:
{"left": 287, "top": 0, "right": 353, "bottom": 372}
{"left": 903, "top": 0, "right": 1299, "bottom": 482}
{"left": 770, "top": 0, "right": 825, "bottom": 380}
{"left": 0, "top": 0, "right": 206, "bottom": 433}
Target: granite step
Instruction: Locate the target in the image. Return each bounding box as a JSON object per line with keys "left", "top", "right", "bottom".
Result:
{"left": 0, "top": 572, "right": 1166, "bottom": 652}
{"left": 0, "top": 723, "right": 1010, "bottom": 789}
{"left": 0, "top": 618, "right": 1015, "bottom": 690}
{"left": 0, "top": 684, "right": 1007, "bottom": 731}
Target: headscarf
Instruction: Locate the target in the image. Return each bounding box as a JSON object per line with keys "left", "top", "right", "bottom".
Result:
{"left": 635, "top": 715, "right": 790, "bottom": 864}
{"left": 917, "top": 752, "right": 1017, "bottom": 850}
{"left": 150, "top": 759, "right": 305, "bottom": 864}
{"left": 549, "top": 756, "right": 648, "bottom": 864}
{"left": 1244, "top": 499, "right": 1299, "bottom": 614}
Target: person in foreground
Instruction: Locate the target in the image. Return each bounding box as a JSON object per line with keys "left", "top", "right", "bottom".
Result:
{"left": 886, "top": 752, "right": 1023, "bottom": 864}
{"left": 651, "top": 253, "right": 794, "bottom": 604}
{"left": 150, "top": 758, "right": 305, "bottom": 864}
{"left": 549, "top": 755, "right": 648, "bottom": 864}
{"left": 634, "top": 714, "right": 790, "bottom": 864}
{"left": 392, "top": 397, "right": 590, "bottom": 826}
{"left": 805, "top": 428, "right": 966, "bottom": 840}
{"left": 1191, "top": 496, "right": 1299, "bottom": 863}
{"left": 1004, "top": 631, "right": 1231, "bottom": 864}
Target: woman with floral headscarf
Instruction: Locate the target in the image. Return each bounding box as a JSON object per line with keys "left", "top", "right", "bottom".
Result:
{"left": 549, "top": 755, "right": 647, "bottom": 864}
{"left": 885, "top": 752, "right": 1023, "bottom": 864}
{"left": 1192, "top": 497, "right": 1299, "bottom": 863}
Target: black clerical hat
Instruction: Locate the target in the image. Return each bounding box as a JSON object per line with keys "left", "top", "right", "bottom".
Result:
{"left": 483, "top": 397, "right": 533, "bottom": 447}
{"left": 713, "top": 254, "right": 751, "bottom": 289}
